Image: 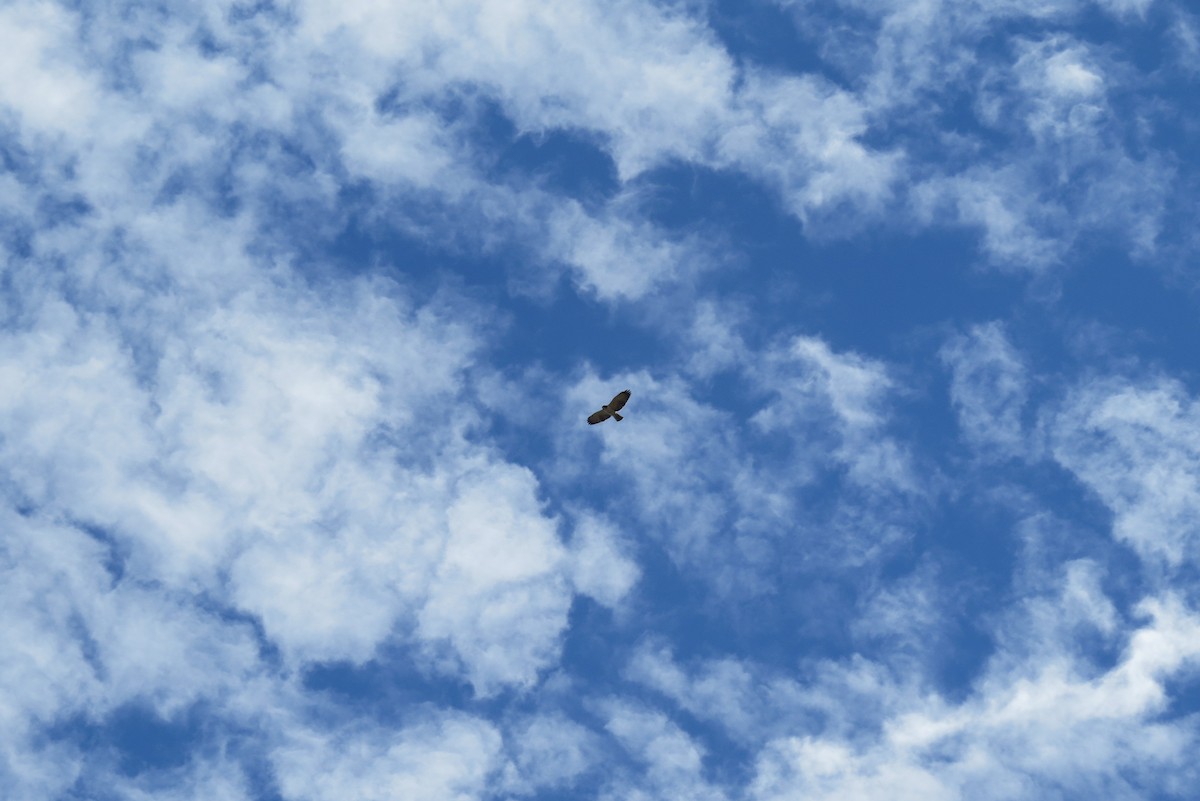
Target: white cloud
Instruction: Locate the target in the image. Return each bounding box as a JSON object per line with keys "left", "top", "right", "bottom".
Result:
{"left": 1057, "top": 559, "right": 1120, "bottom": 635}
{"left": 542, "top": 196, "right": 709, "bottom": 301}
{"left": 1093, "top": 0, "right": 1155, "bottom": 17}
{"left": 0, "top": 8, "right": 680, "bottom": 784}
{"left": 1, "top": 190, "right": 583, "bottom": 696}
{"left": 1050, "top": 377, "right": 1200, "bottom": 567}
{"left": 1009, "top": 38, "right": 1108, "bottom": 149}
{"left": 626, "top": 641, "right": 772, "bottom": 744}
{"left": 24, "top": 0, "right": 1176, "bottom": 299}
{"left": 272, "top": 712, "right": 503, "bottom": 801}
{"left": 279, "top": 0, "right": 901, "bottom": 256}
{"left": 720, "top": 71, "right": 902, "bottom": 222}
{"left": 751, "top": 336, "right": 916, "bottom": 493}
{"left": 2, "top": 1, "right": 1199, "bottom": 798}
{"left": 624, "top": 631, "right": 955, "bottom": 752}
{"left": 105, "top": 756, "right": 256, "bottom": 801}
{"left": 603, "top": 702, "right": 728, "bottom": 801}
{"left": 1171, "top": 8, "right": 1200, "bottom": 74}
{"left": 11, "top": 0, "right": 1179, "bottom": 290}
{"left": 338, "top": 111, "right": 462, "bottom": 191}
{"left": 566, "top": 511, "right": 640, "bottom": 608}
{"left": 1042, "top": 52, "right": 1104, "bottom": 97}
{"left": 501, "top": 712, "right": 600, "bottom": 794}
{"left": 293, "top": 0, "right": 738, "bottom": 181}
{"left": 553, "top": 333, "right": 920, "bottom": 600}
{"left": 986, "top": 554, "right": 1125, "bottom": 680}
{"left": 851, "top": 560, "right": 949, "bottom": 662}
{"left": 417, "top": 464, "right": 573, "bottom": 695}
{"left": 746, "top": 592, "right": 1200, "bottom": 801}
{"left": 775, "top": 0, "right": 1180, "bottom": 268}
{"left": 0, "top": 2, "right": 98, "bottom": 137}
{"left": 940, "top": 322, "right": 1029, "bottom": 456}
{"left": 912, "top": 166, "right": 1066, "bottom": 268}
{"left": 614, "top": 492, "right": 1200, "bottom": 800}
{"left": 680, "top": 299, "right": 750, "bottom": 378}
{"left": 0, "top": 510, "right": 266, "bottom": 799}
{"left": 750, "top": 736, "right": 954, "bottom": 801}
{"left": 560, "top": 370, "right": 740, "bottom": 572}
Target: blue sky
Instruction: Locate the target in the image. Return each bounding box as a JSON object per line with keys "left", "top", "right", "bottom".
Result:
{"left": 2, "top": 0, "right": 1200, "bottom": 798}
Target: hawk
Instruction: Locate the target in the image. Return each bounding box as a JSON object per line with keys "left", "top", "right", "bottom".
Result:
{"left": 588, "top": 389, "right": 631, "bottom": 425}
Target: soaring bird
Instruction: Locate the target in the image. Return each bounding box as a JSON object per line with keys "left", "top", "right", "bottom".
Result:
{"left": 588, "top": 389, "right": 631, "bottom": 425}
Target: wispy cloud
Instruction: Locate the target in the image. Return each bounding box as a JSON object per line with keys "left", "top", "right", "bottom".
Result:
{"left": 941, "top": 322, "right": 1030, "bottom": 456}
{"left": 1050, "top": 377, "right": 1200, "bottom": 567}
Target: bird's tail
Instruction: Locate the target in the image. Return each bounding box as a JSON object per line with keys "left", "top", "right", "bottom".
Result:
{"left": 612, "top": 412, "right": 623, "bottom": 421}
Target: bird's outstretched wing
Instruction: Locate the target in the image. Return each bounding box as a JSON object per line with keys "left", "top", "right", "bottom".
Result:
{"left": 608, "top": 389, "right": 631, "bottom": 412}
{"left": 588, "top": 409, "right": 612, "bottom": 425}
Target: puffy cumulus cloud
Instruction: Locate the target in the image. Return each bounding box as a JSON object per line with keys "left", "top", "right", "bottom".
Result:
{"left": 940, "top": 322, "right": 1029, "bottom": 456}
{"left": 2, "top": 254, "right": 586, "bottom": 691}
{"left": 0, "top": 274, "right": 577, "bottom": 782}
{"left": 0, "top": 2, "right": 101, "bottom": 138}
{"left": 0, "top": 8, "right": 627, "bottom": 692}
{"left": 0, "top": 512, "right": 265, "bottom": 799}
{"left": 226, "top": 455, "right": 577, "bottom": 695}
{"left": 0, "top": 0, "right": 706, "bottom": 303}
{"left": 22, "top": 0, "right": 1185, "bottom": 295}
{"left": 295, "top": 0, "right": 900, "bottom": 281}
{"left": 0, "top": 263, "right": 581, "bottom": 776}
{"left": 1049, "top": 377, "right": 1200, "bottom": 567}
{"left": 295, "top": 11, "right": 729, "bottom": 302}
{"left": 601, "top": 702, "right": 728, "bottom": 801}
{"left": 272, "top": 712, "right": 503, "bottom": 801}
{"left": 416, "top": 465, "right": 573, "bottom": 694}
{"left": 565, "top": 511, "right": 640, "bottom": 609}
{"left": 499, "top": 712, "right": 601, "bottom": 794}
